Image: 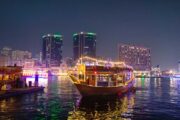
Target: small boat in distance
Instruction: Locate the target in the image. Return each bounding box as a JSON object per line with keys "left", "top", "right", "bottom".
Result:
{"left": 69, "top": 56, "right": 135, "bottom": 96}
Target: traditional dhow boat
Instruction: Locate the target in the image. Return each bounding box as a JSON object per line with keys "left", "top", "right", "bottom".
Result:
{"left": 69, "top": 56, "right": 135, "bottom": 96}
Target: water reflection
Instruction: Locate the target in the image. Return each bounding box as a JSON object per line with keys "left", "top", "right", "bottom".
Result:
{"left": 0, "top": 77, "right": 180, "bottom": 119}
{"left": 135, "top": 77, "right": 150, "bottom": 89}
{"left": 0, "top": 76, "right": 80, "bottom": 120}
{"left": 68, "top": 92, "right": 135, "bottom": 120}
{"left": 134, "top": 77, "right": 180, "bottom": 119}
{"left": 169, "top": 77, "right": 180, "bottom": 104}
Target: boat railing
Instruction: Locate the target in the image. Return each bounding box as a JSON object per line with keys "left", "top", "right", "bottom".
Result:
{"left": 124, "top": 75, "right": 135, "bottom": 85}
{"left": 69, "top": 74, "right": 80, "bottom": 84}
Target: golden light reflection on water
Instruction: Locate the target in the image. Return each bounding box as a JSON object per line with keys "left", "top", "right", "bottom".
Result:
{"left": 0, "top": 100, "right": 7, "bottom": 112}
{"left": 0, "top": 97, "right": 16, "bottom": 116}
{"left": 68, "top": 93, "right": 135, "bottom": 120}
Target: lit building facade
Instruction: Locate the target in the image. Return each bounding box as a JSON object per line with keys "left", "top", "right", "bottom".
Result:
{"left": 0, "top": 47, "right": 12, "bottom": 66}
{"left": 11, "top": 50, "right": 32, "bottom": 66}
{"left": 0, "top": 47, "right": 12, "bottom": 57}
{"left": 0, "top": 56, "right": 10, "bottom": 66}
{"left": 73, "top": 32, "right": 96, "bottom": 60}
{"left": 42, "top": 34, "right": 63, "bottom": 67}
{"left": 12, "top": 50, "right": 32, "bottom": 60}
{"left": 151, "top": 65, "right": 161, "bottom": 77}
{"left": 118, "top": 44, "right": 151, "bottom": 71}
{"left": 0, "top": 47, "right": 32, "bottom": 66}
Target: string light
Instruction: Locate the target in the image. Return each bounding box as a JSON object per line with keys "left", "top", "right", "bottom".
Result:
{"left": 76, "top": 56, "right": 133, "bottom": 69}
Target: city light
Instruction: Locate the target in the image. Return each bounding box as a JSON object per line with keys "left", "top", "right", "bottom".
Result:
{"left": 26, "top": 76, "right": 48, "bottom": 87}
{"left": 77, "top": 56, "right": 127, "bottom": 66}
{"left": 1, "top": 1, "right": 180, "bottom": 119}
{"left": 22, "top": 69, "right": 48, "bottom": 78}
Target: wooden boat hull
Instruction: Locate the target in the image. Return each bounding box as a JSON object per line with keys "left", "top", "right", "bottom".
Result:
{"left": 74, "top": 80, "right": 135, "bottom": 96}
{"left": 0, "top": 87, "right": 44, "bottom": 99}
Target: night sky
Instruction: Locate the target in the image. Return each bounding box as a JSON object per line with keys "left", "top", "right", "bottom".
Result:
{"left": 0, "top": 0, "right": 180, "bottom": 70}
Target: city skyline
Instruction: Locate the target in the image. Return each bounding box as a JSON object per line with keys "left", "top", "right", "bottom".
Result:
{"left": 1, "top": 1, "right": 180, "bottom": 119}
{"left": 1, "top": 0, "right": 180, "bottom": 70}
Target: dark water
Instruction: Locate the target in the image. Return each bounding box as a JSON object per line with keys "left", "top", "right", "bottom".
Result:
{"left": 0, "top": 76, "right": 180, "bottom": 120}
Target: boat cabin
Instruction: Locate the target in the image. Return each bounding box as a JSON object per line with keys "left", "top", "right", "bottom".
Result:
{"left": 77, "top": 65, "right": 133, "bottom": 87}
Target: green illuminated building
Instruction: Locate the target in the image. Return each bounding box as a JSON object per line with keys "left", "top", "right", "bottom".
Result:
{"left": 73, "top": 32, "right": 96, "bottom": 60}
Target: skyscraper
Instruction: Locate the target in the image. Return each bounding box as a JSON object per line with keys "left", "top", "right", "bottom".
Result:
{"left": 118, "top": 44, "right": 151, "bottom": 71}
{"left": 42, "top": 34, "right": 63, "bottom": 67}
{"left": 73, "top": 32, "right": 96, "bottom": 60}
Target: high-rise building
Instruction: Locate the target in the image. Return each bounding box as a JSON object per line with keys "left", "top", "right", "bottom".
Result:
{"left": 73, "top": 32, "right": 96, "bottom": 60}
{"left": 118, "top": 44, "right": 151, "bottom": 71}
{"left": 42, "top": 34, "right": 63, "bottom": 67}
